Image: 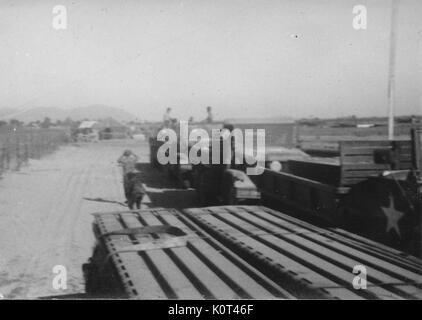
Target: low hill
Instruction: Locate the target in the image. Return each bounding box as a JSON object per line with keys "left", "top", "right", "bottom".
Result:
{"left": 0, "top": 105, "right": 137, "bottom": 123}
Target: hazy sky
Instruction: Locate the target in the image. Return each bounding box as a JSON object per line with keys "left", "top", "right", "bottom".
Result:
{"left": 0, "top": 0, "right": 421, "bottom": 121}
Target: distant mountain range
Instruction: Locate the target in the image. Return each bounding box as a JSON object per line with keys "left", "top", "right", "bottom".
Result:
{"left": 0, "top": 105, "right": 138, "bottom": 123}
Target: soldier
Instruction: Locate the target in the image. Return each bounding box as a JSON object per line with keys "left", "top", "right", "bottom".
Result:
{"left": 205, "top": 106, "right": 213, "bottom": 123}
{"left": 126, "top": 171, "right": 145, "bottom": 209}
{"left": 117, "top": 149, "right": 139, "bottom": 202}
{"left": 163, "top": 107, "right": 172, "bottom": 128}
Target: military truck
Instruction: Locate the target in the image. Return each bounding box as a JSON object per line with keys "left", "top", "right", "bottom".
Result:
{"left": 81, "top": 128, "right": 422, "bottom": 298}
{"left": 149, "top": 123, "right": 222, "bottom": 188}
{"left": 149, "top": 120, "right": 313, "bottom": 205}
{"left": 148, "top": 122, "right": 262, "bottom": 205}
{"left": 255, "top": 128, "right": 422, "bottom": 257}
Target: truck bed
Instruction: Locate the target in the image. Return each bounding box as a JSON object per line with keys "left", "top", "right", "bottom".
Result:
{"left": 88, "top": 206, "right": 422, "bottom": 299}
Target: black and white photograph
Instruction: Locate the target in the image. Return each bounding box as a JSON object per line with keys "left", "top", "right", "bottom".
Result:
{"left": 0, "top": 0, "right": 421, "bottom": 304}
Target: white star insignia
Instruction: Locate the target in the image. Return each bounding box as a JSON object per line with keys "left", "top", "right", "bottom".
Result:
{"left": 381, "top": 194, "right": 405, "bottom": 238}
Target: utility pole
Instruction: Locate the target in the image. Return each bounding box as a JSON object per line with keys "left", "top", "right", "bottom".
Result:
{"left": 388, "top": 0, "right": 399, "bottom": 140}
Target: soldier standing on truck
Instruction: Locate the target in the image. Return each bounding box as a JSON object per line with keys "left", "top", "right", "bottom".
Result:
{"left": 202, "top": 106, "right": 213, "bottom": 123}
{"left": 117, "top": 149, "right": 139, "bottom": 201}
{"left": 163, "top": 107, "right": 173, "bottom": 128}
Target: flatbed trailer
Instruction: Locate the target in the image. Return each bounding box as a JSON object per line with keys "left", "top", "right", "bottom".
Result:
{"left": 84, "top": 205, "right": 422, "bottom": 299}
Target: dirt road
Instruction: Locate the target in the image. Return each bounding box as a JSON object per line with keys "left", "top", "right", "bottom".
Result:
{"left": 0, "top": 139, "right": 198, "bottom": 299}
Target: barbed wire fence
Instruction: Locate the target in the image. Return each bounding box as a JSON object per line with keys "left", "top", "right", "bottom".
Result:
{"left": 0, "top": 128, "right": 69, "bottom": 177}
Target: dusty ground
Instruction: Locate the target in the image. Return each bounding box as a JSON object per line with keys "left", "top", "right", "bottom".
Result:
{"left": 0, "top": 139, "right": 197, "bottom": 299}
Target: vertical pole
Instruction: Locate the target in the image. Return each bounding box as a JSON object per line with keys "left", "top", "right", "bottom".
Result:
{"left": 388, "top": 0, "right": 399, "bottom": 140}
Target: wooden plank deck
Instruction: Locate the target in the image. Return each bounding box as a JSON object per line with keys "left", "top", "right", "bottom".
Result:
{"left": 92, "top": 207, "right": 293, "bottom": 299}
{"left": 185, "top": 206, "right": 422, "bottom": 300}
{"left": 92, "top": 205, "right": 422, "bottom": 299}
